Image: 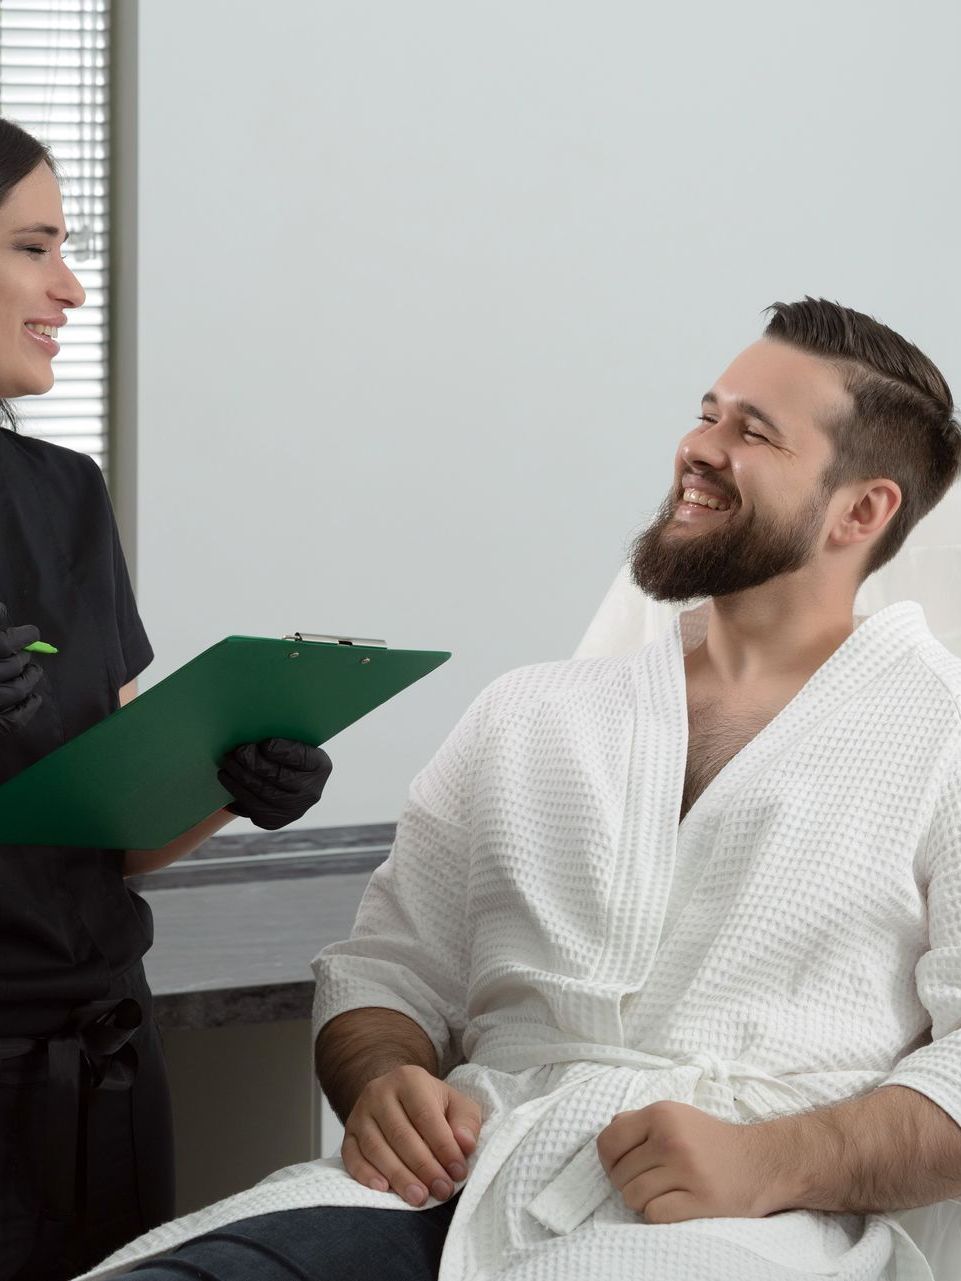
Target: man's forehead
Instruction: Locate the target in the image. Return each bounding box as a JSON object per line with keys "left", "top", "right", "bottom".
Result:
{"left": 709, "top": 339, "right": 849, "bottom": 437}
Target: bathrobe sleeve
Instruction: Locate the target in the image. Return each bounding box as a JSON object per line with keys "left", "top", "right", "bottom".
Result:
{"left": 881, "top": 755, "right": 961, "bottom": 1133}
{"left": 311, "top": 679, "right": 495, "bottom": 1076}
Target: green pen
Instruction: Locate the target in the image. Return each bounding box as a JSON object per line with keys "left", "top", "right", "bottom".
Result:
{"left": 24, "top": 641, "right": 58, "bottom": 654}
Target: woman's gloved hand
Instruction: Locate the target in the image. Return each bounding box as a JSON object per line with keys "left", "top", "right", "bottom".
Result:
{"left": 218, "top": 738, "right": 333, "bottom": 830}
{"left": 0, "top": 601, "right": 43, "bottom": 735}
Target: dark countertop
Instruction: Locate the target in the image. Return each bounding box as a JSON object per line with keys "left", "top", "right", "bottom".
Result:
{"left": 135, "top": 826, "right": 393, "bottom": 1030}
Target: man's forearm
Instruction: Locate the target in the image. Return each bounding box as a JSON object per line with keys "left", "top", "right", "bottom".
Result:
{"left": 760, "top": 1084, "right": 961, "bottom": 1215}
{"left": 315, "top": 1006, "right": 439, "bottom": 1124}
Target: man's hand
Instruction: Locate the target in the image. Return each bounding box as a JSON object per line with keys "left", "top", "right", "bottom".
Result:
{"left": 0, "top": 601, "right": 43, "bottom": 735}
{"left": 218, "top": 738, "right": 332, "bottom": 829}
{"left": 342, "top": 1064, "right": 481, "bottom": 1207}
{"left": 597, "top": 1100, "right": 787, "bottom": 1224}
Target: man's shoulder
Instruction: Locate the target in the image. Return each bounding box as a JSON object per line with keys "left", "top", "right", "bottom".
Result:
{"left": 913, "top": 634, "right": 961, "bottom": 716}
{"left": 479, "top": 652, "right": 642, "bottom": 713}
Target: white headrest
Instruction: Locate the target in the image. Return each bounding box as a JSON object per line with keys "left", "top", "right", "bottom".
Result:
{"left": 575, "top": 482, "right": 961, "bottom": 659}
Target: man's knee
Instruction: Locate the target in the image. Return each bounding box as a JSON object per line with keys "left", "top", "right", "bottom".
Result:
{"left": 105, "top": 1199, "right": 459, "bottom": 1281}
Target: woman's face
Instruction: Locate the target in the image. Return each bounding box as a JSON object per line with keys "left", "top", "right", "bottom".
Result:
{"left": 0, "top": 160, "right": 84, "bottom": 398}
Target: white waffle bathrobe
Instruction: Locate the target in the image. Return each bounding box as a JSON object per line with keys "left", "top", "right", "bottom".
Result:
{"left": 80, "top": 599, "right": 961, "bottom": 1281}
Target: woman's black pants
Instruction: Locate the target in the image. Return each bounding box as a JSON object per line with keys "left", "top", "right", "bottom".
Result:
{"left": 0, "top": 964, "right": 175, "bottom": 1281}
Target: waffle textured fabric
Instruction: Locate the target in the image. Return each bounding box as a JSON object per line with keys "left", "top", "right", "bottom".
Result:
{"left": 78, "top": 600, "right": 961, "bottom": 1281}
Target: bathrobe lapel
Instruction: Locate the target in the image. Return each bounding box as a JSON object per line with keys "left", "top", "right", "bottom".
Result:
{"left": 670, "top": 599, "right": 929, "bottom": 835}
{"left": 612, "top": 598, "right": 931, "bottom": 994}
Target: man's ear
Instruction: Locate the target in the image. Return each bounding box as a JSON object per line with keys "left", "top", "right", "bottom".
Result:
{"left": 829, "top": 479, "right": 902, "bottom": 550}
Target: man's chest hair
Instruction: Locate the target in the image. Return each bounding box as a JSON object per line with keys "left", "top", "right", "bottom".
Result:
{"left": 681, "top": 695, "right": 783, "bottom": 821}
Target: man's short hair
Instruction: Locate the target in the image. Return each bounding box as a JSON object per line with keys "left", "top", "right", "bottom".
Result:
{"left": 762, "top": 297, "right": 961, "bottom": 579}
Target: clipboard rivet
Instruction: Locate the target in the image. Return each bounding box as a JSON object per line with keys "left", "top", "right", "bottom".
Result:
{"left": 288, "top": 651, "right": 300, "bottom": 659}
{"left": 360, "top": 657, "right": 371, "bottom": 665}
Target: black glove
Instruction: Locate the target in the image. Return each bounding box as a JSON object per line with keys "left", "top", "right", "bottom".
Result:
{"left": 0, "top": 602, "right": 43, "bottom": 735}
{"left": 218, "top": 737, "right": 333, "bottom": 831}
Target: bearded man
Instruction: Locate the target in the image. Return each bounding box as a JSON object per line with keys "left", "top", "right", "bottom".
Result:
{"left": 82, "top": 298, "right": 961, "bottom": 1281}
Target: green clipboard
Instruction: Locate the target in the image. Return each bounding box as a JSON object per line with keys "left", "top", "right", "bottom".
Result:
{"left": 0, "top": 634, "right": 451, "bottom": 850}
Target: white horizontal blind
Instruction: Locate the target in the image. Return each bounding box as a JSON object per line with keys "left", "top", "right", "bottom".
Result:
{"left": 0, "top": 0, "right": 109, "bottom": 471}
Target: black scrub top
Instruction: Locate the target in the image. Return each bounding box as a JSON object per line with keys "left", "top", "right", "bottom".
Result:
{"left": 0, "top": 428, "right": 154, "bottom": 1037}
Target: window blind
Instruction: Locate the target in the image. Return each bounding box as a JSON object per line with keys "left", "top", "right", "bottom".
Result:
{"left": 0, "top": 0, "right": 109, "bottom": 471}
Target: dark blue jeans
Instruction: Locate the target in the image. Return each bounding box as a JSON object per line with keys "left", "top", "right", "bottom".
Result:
{"left": 116, "top": 1197, "right": 460, "bottom": 1281}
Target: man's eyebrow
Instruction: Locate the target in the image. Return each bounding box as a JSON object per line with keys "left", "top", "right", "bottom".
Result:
{"left": 701, "top": 390, "right": 786, "bottom": 441}
{"left": 10, "top": 223, "right": 68, "bottom": 241}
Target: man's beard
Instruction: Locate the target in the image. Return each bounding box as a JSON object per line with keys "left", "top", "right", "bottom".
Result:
{"left": 629, "top": 484, "right": 830, "bottom": 602}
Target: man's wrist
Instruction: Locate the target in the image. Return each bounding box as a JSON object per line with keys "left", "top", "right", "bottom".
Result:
{"left": 355, "top": 1056, "right": 437, "bottom": 1095}
{"left": 315, "top": 1007, "right": 439, "bottom": 1124}
{"left": 747, "top": 1111, "right": 844, "bottom": 1214}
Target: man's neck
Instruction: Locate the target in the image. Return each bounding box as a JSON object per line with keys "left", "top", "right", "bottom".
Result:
{"left": 689, "top": 581, "right": 858, "bottom": 689}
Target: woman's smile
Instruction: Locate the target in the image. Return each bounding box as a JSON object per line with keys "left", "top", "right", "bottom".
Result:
{"left": 23, "top": 318, "right": 61, "bottom": 357}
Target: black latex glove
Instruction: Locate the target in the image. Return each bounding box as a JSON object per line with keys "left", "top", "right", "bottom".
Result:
{"left": 0, "top": 601, "right": 43, "bottom": 735}
{"left": 218, "top": 737, "right": 333, "bottom": 830}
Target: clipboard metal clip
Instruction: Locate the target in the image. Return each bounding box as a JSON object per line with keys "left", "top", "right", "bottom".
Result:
{"left": 282, "top": 632, "right": 388, "bottom": 648}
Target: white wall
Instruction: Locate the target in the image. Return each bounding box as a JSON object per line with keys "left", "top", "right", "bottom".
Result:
{"left": 133, "top": 0, "right": 961, "bottom": 829}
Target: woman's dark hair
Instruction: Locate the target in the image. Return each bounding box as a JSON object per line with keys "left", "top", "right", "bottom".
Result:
{"left": 0, "top": 117, "right": 58, "bottom": 430}
{"left": 763, "top": 297, "right": 961, "bottom": 579}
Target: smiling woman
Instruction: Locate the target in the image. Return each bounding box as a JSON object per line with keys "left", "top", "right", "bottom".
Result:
{"left": 0, "top": 118, "right": 176, "bottom": 1281}
{"left": 0, "top": 119, "right": 334, "bottom": 1281}
{"left": 0, "top": 115, "right": 265, "bottom": 1281}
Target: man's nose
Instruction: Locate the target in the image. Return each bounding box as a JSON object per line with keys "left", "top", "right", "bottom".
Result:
{"left": 680, "top": 424, "right": 729, "bottom": 471}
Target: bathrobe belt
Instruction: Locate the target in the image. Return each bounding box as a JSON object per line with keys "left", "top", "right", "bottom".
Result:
{"left": 0, "top": 996, "right": 144, "bottom": 1223}
{"left": 492, "top": 1046, "right": 937, "bottom": 1280}
{"left": 519, "top": 1048, "right": 813, "bottom": 1234}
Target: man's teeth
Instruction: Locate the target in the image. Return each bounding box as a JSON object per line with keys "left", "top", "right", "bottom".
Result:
{"left": 682, "top": 487, "right": 730, "bottom": 511}
{"left": 26, "top": 322, "right": 58, "bottom": 338}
